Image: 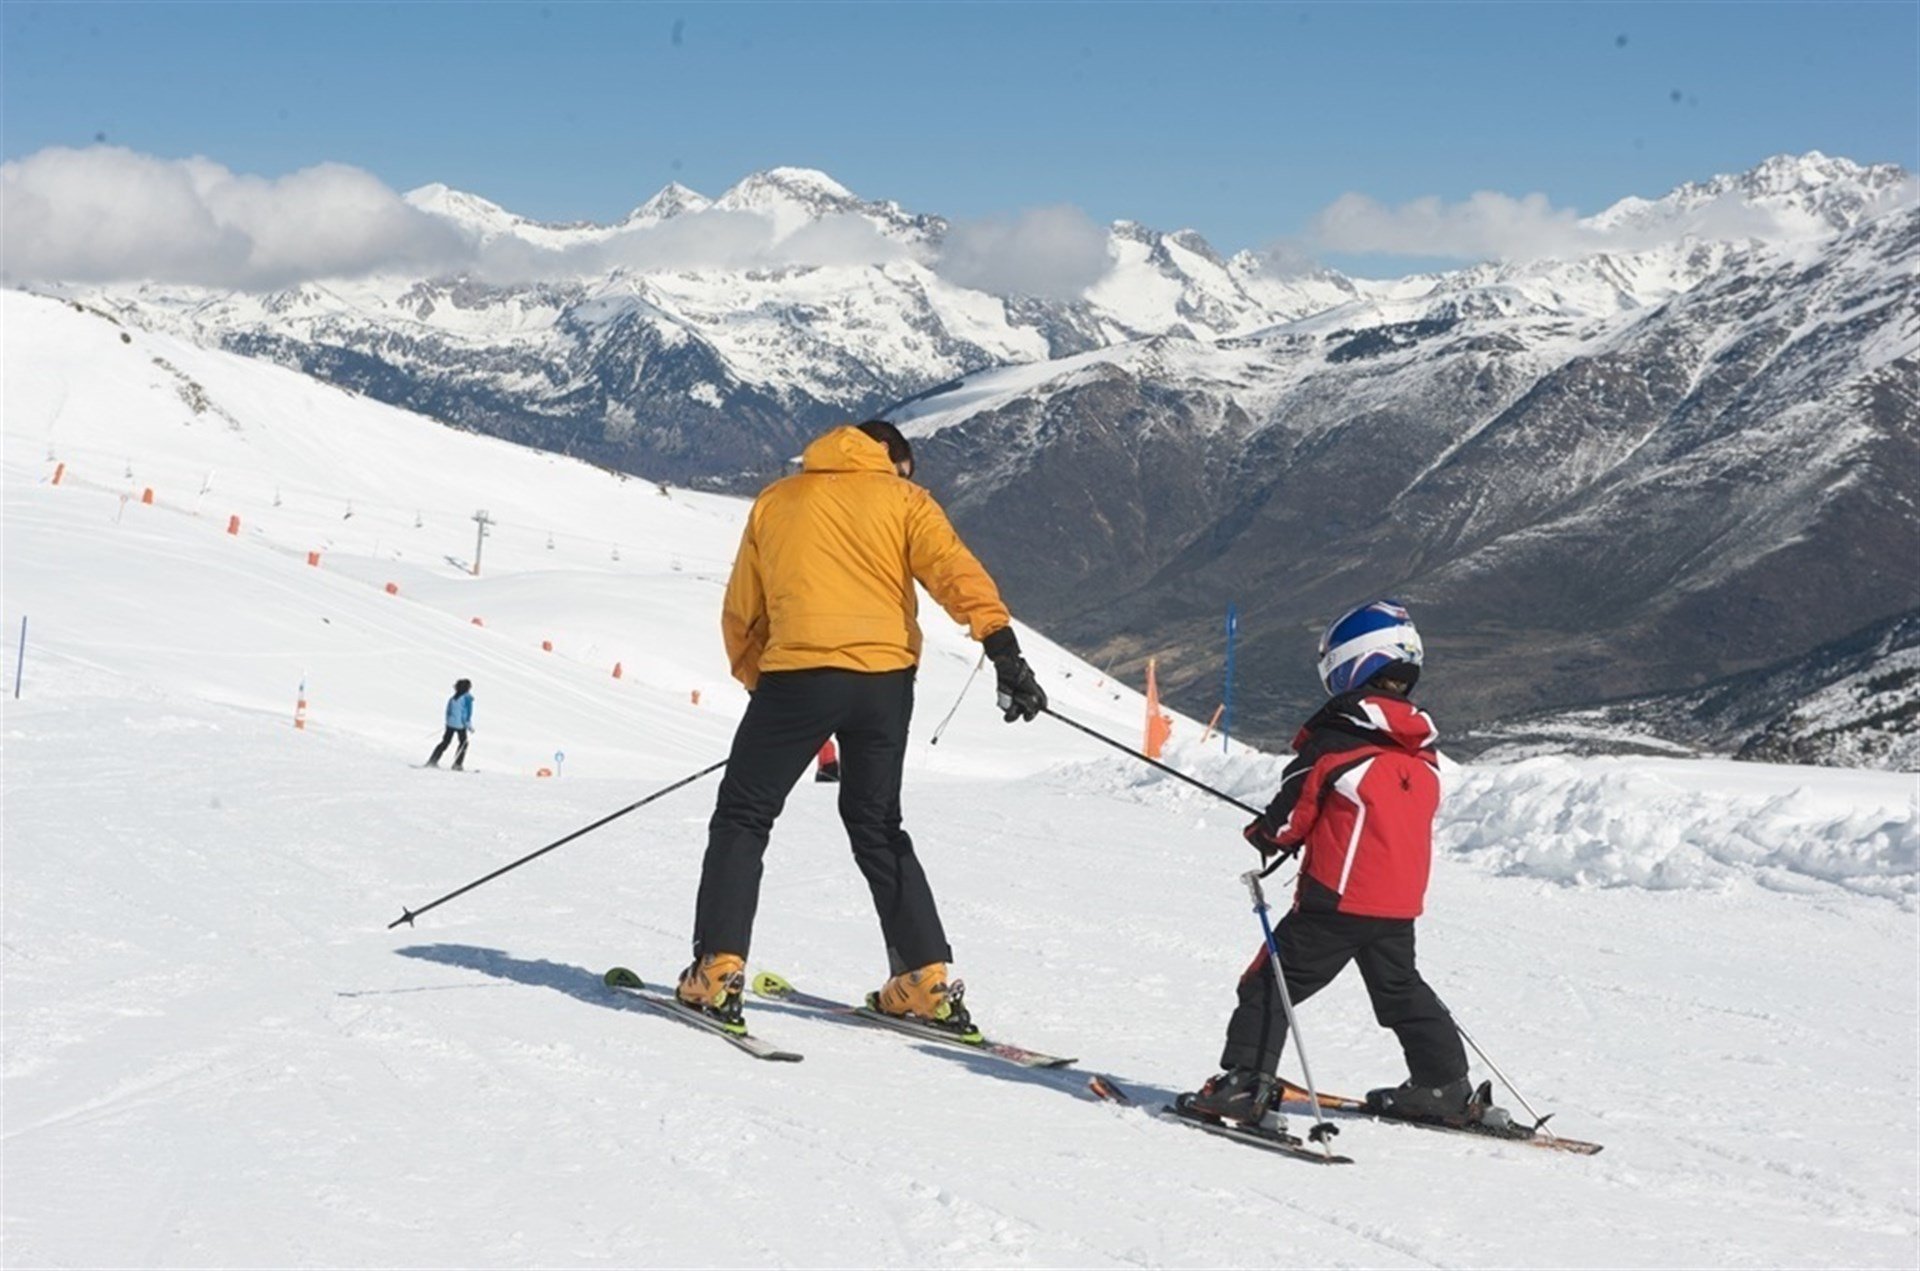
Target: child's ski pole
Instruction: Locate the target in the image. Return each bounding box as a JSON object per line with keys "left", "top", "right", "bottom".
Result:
{"left": 1444, "top": 1006, "right": 1557, "bottom": 1137}
{"left": 1243, "top": 868, "right": 1339, "bottom": 1157}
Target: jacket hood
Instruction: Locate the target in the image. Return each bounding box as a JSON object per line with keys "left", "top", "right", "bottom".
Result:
{"left": 1302, "top": 691, "right": 1439, "bottom": 752}
{"left": 801, "top": 426, "right": 897, "bottom": 475}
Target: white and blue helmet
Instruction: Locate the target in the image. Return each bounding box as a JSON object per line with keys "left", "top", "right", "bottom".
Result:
{"left": 1317, "top": 599, "right": 1424, "bottom": 696}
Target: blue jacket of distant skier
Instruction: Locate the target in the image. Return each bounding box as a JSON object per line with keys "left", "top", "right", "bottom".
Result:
{"left": 445, "top": 692, "right": 474, "bottom": 730}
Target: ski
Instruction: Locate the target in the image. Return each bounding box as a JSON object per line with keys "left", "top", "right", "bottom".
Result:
{"left": 1088, "top": 1076, "right": 1353, "bottom": 1166}
{"left": 749, "top": 971, "right": 1075, "bottom": 1069}
{"left": 1276, "top": 1079, "right": 1603, "bottom": 1155}
{"left": 603, "top": 967, "right": 803, "bottom": 1063}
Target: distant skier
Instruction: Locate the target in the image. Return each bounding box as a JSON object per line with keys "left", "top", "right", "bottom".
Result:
{"left": 814, "top": 738, "right": 841, "bottom": 784}
{"left": 425, "top": 678, "right": 474, "bottom": 771}
{"left": 1182, "top": 600, "right": 1488, "bottom": 1129}
{"left": 676, "top": 420, "right": 1046, "bottom": 1035}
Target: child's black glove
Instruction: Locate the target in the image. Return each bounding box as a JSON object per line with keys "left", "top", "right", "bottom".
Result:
{"left": 1243, "top": 814, "right": 1296, "bottom": 860}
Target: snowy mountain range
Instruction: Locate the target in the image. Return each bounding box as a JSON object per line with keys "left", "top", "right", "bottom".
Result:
{"left": 896, "top": 196, "right": 1919, "bottom": 758}
{"left": 25, "top": 152, "right": 1919, "bottom": 761}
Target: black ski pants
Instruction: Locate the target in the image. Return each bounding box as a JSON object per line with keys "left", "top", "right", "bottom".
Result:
{"left": 427, "top": 727, "right": 469, "bottom": 768}
{"left": 1221, "top": 905, "right": 1467, "bottom": 1086}
{"left": 693, "top": 667, "right": 950, "bottom": 971}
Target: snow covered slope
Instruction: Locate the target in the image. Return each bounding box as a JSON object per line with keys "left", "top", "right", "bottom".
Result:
{"left": 5, "top": 292, "right": 1916, "bottom": 1267}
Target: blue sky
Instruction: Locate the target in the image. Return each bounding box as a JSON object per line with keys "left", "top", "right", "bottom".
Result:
{"left": 3, "top": 1, "right": 1914, "bottom": 261}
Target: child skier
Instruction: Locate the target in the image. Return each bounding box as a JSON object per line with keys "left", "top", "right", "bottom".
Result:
{"left": 426, "top": 678, "right": 475, "bottom": 771}
{"left": 1182, "top": 600, "right": 1485, "bottom": 1129}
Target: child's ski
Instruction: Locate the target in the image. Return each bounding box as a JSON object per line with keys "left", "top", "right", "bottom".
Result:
{"left": 749, "top": 971, "right": 1074, "bottom": 1069}
{"left": 1277, "top": 1079, "right": 1602, "bottom": 1155}
{"left": 1088, "top": 1076, "right": 1353, "bottom": 1166}
{"left": 604, "top": 967, "right": 803, "bottom": 1062}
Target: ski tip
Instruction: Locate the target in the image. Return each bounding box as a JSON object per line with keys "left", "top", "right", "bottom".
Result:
{"left": 604, "top": 966, "right": 644, "bottom": 989}
{"left": 750, "top": 970, "right": 793, "bottom": 999}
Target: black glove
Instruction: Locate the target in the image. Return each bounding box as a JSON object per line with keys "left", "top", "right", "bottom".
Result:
{"left": 1242, "top": 814, "right": 1296, "bottom": 860}
{"left": 984, "top": 627, "right": 1047, "bottom": 724}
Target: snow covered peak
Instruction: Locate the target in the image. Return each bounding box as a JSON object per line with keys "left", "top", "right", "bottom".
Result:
{"left": 1588, "top": 151, "right": 1915, "bottom": 240}
{"left": 710, "top": 167, "right": 887, "bottom": 240}
{"left": 403, "top": 183, "right": 519, "bottom": 239}
{"left": 626, "top": 181, "right": 711, "bottom": 225}
{"left": 716, "top": 167, "right": 858, "bottom": 214}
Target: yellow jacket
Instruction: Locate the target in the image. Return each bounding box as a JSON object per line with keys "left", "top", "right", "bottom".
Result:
{"left": 721, "top": 426, "right": 1012, "bottom": 689}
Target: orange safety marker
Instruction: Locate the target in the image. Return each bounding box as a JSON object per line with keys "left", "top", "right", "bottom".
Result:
{"left": 536, "top": 767, "right": 553, "bottom": 778}
{"left": 611, "top": 661, "right": 623, "bottom": 679}
{"left": 140, "top": 487, "right": 155, "bottom": 505}
{"left": 1199, "top": 703, "right": 1225, "bottom": 745}
{"left": 227, "top": 515, "right": 242, "bottom": 536}
{"left": 385, "top": 582, "right": 399, "bottom": 595}
{"left": 306, "top": 551, "right": 321, "bottom": 567}
{"left": 51, "top": 462, "right": 65, "bottom": 486}
{"left": 690, "top": 688, "right": 701, "bottom": 705}
{"left": 293, "top": 690, "right": 309, "bottom": 731}
{"left": 541, "top": 640, "right": 553, "bottom": 652}
{"left": 1144, "top": 658, "right": 1173, "bottom": 760}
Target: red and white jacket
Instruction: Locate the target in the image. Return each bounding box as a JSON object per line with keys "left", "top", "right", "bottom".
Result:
{"left": 1264, "top": 691, "right": 1442, "bottom": 920}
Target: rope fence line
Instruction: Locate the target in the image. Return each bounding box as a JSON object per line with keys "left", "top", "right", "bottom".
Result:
{"left": 26, "top": 457, "right": 747, "bottom": 709}
{"left": 31, "top": 448, "right": 738, "bottom": 570}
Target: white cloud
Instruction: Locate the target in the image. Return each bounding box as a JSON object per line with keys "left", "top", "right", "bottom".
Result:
{"left": 1310, "top": 190, "right": 1603, "bottom": 262}
{"left": 931, "top": 205, "right": 1112, "bottom": 300}
{"left": 1307, "top": 176, "right": 1920, "bottom": 263}
{"left": 474, "top": 210, "right": 911, "bottom": 282}
{"left": 2, "top": 147, "right": 468, "bottom": 288}
{"left": 1, "top": 146, "right": 920, "bottom": 289}
{"left": 2, "top": 146, "right": 1113, "bottom": 298}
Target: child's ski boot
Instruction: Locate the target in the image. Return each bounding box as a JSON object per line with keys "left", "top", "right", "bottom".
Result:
{"left": 1364, "top": 1075, "right": 1475, "bottom": 1123}
{"left": 1179, "top": 1068, "right": 1287, "bottom": 1132}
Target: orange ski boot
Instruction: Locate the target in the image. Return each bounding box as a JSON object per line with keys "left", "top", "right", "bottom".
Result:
{"left": 870, "top": 962, "right": 981, "bottom": 1041}
{"left": 675, "top": 952, "right": 747, "bottom": 1033}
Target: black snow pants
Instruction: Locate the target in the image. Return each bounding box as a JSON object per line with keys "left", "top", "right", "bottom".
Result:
{"left": 1221, "top": 890, "right": 1467, "bottom": 1085}
{"left": 427, "top": 727, "right": 469, "bottom": 768}
{"left": 693, "top": 668, "right": 950, "bottom": 971}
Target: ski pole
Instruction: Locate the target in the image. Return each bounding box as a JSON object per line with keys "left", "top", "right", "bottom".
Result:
{"left": 1041, "top": 706, "right": 1264, "bottom": 817}
{"left": 929, "top": 651, "right": 986, "bottom": 745}
{"left": 1243, "top": 868, "right": 1339, "bottom": 1156}
{"left": 1448, "top": 1009, "right": 1557, "bottom": 1137}
{"left": 388, "top": 758, "right": 726, "bottom": 929}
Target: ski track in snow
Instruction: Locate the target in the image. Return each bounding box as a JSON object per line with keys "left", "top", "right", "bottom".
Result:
{"left": 4, "top": 291, "right": 1916, "bottom": 1267}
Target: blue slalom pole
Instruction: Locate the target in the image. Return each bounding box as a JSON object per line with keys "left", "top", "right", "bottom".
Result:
{"left": 13, "top": 615, "right": 25, "bottom": 699}
{"left": 1222, "top": 603, "right": 1237, "bottom": 753}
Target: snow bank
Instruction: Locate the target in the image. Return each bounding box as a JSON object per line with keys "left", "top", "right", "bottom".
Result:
{"left": 1440, "top": 756, "right": 1917, "bottom": 904}
{"left": 1059, "top": 739, "right": 1918, "bottom": 906}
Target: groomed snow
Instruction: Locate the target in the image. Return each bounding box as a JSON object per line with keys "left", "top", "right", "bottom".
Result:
{"left": 5, "top": 292, "right": 1916, "bottom": 1268}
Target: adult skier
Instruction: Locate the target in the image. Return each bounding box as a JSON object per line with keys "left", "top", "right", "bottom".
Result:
{"left": 677, "top": 420, "right": 1047, "bottom": 1035}
{"left": 425, "top": 678, "right": 474, "bottom": 771}
{"left": 1183, "top": 600, "right": 1483, "bottom": 1128}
